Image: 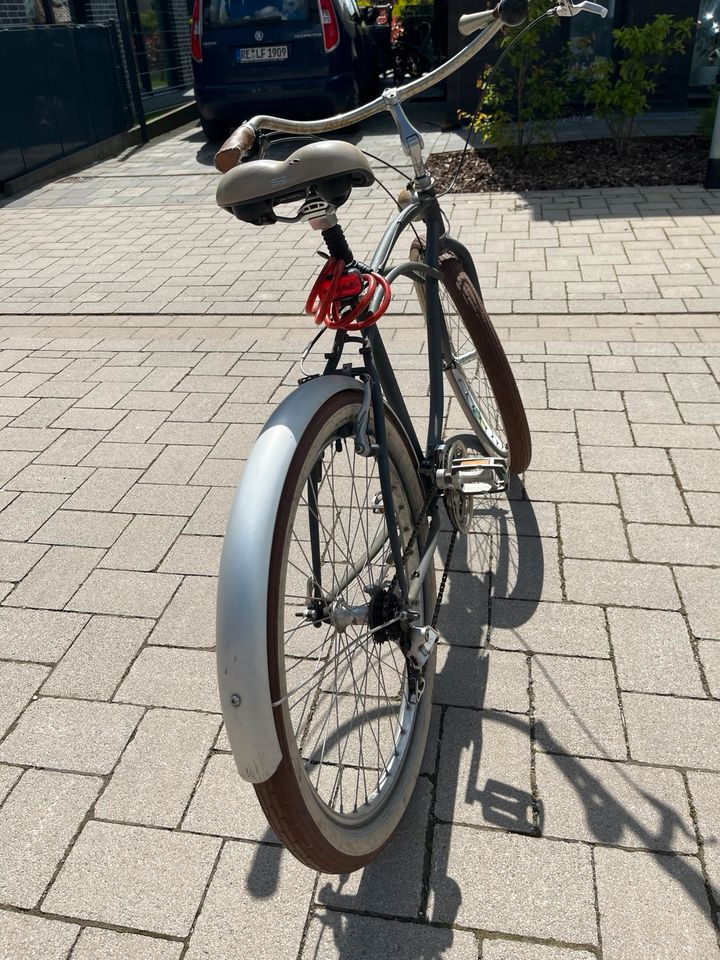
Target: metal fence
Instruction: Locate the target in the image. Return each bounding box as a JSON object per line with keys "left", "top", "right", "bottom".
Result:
{"left": 0, "top": 22, "right": 130, "bottom": 185}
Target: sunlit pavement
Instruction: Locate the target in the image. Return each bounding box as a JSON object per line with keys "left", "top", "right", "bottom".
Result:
{"left": 0, "top": 118, "right": 719, "bottom": 960}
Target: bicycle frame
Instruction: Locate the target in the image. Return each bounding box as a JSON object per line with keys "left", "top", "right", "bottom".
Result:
{"left": 315, "top": 188, "right": 476, "bottom": 610}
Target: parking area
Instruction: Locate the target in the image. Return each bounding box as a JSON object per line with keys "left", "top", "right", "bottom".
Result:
{"left": 1, "top": 115, "right": 719, "bottom": 960}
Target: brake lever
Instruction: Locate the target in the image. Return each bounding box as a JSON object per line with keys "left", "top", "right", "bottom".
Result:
{"left": 551, "top": 0, "right": 608, "bottom": 17}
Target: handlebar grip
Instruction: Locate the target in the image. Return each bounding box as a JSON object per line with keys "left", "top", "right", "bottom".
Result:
{"left": 458, "top": 7, "right": 495, "bottom": 36}
{"left": 214, "top": 123, "right": 257, "bottom": 173}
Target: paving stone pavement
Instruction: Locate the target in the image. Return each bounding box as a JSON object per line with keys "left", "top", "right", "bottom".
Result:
{"left": 0, "top": 115, "right": 719, "bottom": 960}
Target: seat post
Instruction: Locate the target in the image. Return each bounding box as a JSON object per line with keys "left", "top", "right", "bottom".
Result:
{"left": 322, "top": 223, "right": 355, "bottom": 265}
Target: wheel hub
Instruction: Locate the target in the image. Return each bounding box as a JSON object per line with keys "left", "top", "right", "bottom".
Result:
{"left": 368, "top": 583, "right": 402, "bottom": 644}
{"left": 328, "top": 599, "right": 368, "bottom": 633}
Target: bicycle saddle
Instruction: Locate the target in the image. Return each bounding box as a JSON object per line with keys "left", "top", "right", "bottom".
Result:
{"left": 216, "top": 140, "right": 375, "bottom": 226}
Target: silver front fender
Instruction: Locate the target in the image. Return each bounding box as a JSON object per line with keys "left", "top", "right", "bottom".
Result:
{"left": 216, "top": 375, "right": 362, "bottom": 783}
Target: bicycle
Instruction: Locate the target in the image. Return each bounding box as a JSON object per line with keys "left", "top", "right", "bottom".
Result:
{"left": 213, "top": 0, "right": 608, "bottom": 873}
{"left": 393, "top": 8, "right": 437, "bottom": 83}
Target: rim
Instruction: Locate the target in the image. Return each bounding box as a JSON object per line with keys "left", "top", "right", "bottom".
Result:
{"left": 440, "top": 281, "right": 510, "bottom": 459}
{"left": 275, "top": 406, "right": 424, "bottom": 826}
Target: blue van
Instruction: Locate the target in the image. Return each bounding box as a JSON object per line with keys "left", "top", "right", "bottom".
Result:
{"left": 191, "top": 0, "right": 380, "bottom": 141}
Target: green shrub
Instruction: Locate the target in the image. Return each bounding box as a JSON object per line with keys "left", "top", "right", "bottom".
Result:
{"left": 580, "top": 14, "right": 694, "bottom": 154}
{"left": 462, "top": 0, "right": 567, "bottom": 159}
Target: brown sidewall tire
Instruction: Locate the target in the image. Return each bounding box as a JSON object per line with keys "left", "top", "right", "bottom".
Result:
{"left": 254, "top": 391, "right": 436, "bottom": 873}
{"left": 411, "top": 240, "right": 532, "bottom": 475}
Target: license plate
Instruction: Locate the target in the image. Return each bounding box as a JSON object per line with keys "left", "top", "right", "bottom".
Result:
{"left": 236, "top": 45, "right": 289, "bottom": 63}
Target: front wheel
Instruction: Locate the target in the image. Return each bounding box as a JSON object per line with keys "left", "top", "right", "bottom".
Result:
{"left": 411, "top": 242, "right": 532, "bottom": 474}
{"left": 254, "top": 390, "right": 436, "bottom": 872}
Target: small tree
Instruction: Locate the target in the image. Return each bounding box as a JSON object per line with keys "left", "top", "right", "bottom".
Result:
{"left": 463, "top": 0, "right": 567, "bottom": 159}
{"left": 581, "top": 14, "right": 694, "bottom": 154}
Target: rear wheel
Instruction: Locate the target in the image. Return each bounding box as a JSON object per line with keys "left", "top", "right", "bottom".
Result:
{"left": 255, "top": 391, "right": 436, "bottom": 872}
{"left": 411, "top": 242, "right": 532, "bottom": 474}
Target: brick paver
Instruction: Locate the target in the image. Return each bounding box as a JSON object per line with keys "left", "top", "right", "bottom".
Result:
{"left": 0, "top": 118, "right": 718, "bottom": 959}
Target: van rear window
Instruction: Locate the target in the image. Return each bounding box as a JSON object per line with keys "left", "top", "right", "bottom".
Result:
{"left": 205, "top": 0, "right": 311, "bottom": 26}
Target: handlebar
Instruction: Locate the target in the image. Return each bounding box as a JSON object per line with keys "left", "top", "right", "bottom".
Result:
{"left": 214, "top": 0, "right": 608, "bottom": 173}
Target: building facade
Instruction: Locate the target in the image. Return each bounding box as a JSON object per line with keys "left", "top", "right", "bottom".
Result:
{"left": 1, "top": 0, "right": 717, "bottom": 114}
{"left": 445, "top": 0, "right": 715, "bottom": 117}
{"left": 579, "top": 0, "right": 717, "bottom": 105}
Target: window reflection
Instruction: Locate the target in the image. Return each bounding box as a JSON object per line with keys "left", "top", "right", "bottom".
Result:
{"left": 690, "top": 0, "right": 720, "bottom": 89}
{"left": 569, "top": 0, "right": 615, "bottom": 59}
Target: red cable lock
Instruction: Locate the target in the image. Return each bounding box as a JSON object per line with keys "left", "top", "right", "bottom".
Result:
{"left": 305, "top": 257, "right": 391, "bottom": 330}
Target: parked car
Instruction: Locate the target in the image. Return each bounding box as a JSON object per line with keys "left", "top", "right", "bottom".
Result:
{"left": 191, "top": 0, "right": 381, "bottom": 141}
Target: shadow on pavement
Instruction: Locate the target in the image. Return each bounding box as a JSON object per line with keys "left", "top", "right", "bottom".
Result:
{"left": 519, "top": 184, "right": 716, "bottom": 223}
{"left": 193, "top": 132, "right": 222, "bottom": 167}
{"left": 242, "top": 484, "right": 715, "bottom": 957}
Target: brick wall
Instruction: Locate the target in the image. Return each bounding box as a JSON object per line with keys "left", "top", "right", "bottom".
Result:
{"left": 85, "top": 0, "right": 116, "bottom": 20}
{"left": 86, "top": 0, "right": 192, "bottom": 93}
{"left": 0, "top": 0, "right": 35, "bottom": 25}
{"left": 169, "top": 0, "right": 192, "bottom": 86}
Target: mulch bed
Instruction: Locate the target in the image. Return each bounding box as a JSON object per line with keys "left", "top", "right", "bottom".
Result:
{"left": 425, "top": 136, "right": 708, "bottom": 192}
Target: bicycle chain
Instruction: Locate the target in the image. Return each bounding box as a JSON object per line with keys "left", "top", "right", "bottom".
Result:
{"left": 380, "top": 485, "right": 459, "bottom": 703}
{"left": 388, "top": 487, "right": 458, "bottom": 632}
{"left": 432, "top": 527, "right": 458, "bottom": 630}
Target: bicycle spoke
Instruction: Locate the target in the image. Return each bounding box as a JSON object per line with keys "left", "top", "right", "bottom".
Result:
{"left": 277, "top": 419, "right": 424, "bottom": 817}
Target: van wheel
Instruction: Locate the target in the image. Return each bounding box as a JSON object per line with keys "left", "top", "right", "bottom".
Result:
{"left": 342, "top": 79, "right": 362, "bottom": 134}
{"left": 201, "top": 119, "right": 230, "bottom": 143}
{"left": 361, "top": 49, "right": 381, "bottom": 102}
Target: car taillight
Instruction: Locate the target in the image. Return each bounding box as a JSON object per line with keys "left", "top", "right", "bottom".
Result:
{"left": 317, "top": 0, "right": 340, "bottom": 52}
{"left": 191, "top": 0, "right": 202, "bottom": 63}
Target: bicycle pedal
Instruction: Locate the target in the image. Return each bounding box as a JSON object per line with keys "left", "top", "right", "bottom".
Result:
{"left": 441, "top": 455, "right": 508, "bottom": 495}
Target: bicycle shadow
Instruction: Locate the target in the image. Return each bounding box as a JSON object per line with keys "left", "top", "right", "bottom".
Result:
{"left": 245, "top": 485, "right": 542, "bottom": 955}
{"left": 242, "top": 484, "right": 714, "bottom": 958}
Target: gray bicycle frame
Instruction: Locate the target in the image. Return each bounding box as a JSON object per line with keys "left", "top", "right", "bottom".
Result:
{"left": 368, "top": 193, "right": 480, "bottom": 464}
{"left": 317, "top": 187, "right": 477, "bottom": 608}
